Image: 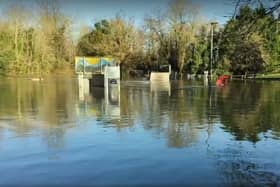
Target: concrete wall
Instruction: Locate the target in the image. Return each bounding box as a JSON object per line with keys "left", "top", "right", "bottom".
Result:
{"left": 104, "top": 66, "right": 121, "bottom": 117}
{"left": 150, "top": 72, "right": 170, "bottom": 82}
{"left": 150, "top": 72, "right": 171, "bottom": 96}
{"left": 104, "top": 66, "right": 120, "bottom": 89}
{"left": 78, "top": 75, "right": 90, "bottom": 101}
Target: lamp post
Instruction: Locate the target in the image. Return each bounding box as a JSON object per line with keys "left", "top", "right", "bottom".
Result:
{"left": 209, "top": 22, "right": 218, "bottom": 80}
{"left": 277, "top": 21, "right": 280, "bottom": 59}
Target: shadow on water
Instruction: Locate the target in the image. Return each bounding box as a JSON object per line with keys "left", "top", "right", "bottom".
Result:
{"left": 0, "top": 77, "right": 279, "bottom": 186}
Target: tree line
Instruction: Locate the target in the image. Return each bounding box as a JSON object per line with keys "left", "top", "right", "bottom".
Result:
{"left": 0, "top": 0, "right": 279, "bottom": 77}
{"left": 75, "top": 0, "right": 280, "bottom": 77}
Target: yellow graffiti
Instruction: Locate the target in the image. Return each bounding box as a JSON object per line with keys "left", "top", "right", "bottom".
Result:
{"left": 75, "top": 57, "right": 100, "bottom": 65}
{"left": 75, "top": 56, "right": 115, "bottom": 65}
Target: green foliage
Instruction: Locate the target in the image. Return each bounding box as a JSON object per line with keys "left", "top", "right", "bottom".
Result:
{"left": 215, "top": 57, "right": 231, "bottom": 76}
{"left": 77, "top": 17, "right": 144, "bottom": 68}
{"left": 230, "top": 41, "right": 265, "bottom": 74}
{"left": 0, "top": 27, "right": 14, "bottom": 72}
{"left": 219, "top": 5, "right": 280, "bottom": 75}
{"left": 77, "top": 20, "right": 110, "bottom": 57}
{"left": 0, "top": 2, "right": 75, "bottom": 76}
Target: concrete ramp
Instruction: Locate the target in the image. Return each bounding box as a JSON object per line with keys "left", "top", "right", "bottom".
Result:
{"left": 150, "top": 72, "right": 170, "bottom": 82}
{"left": 150, "top": 72, "right": 171, "bottom": 96}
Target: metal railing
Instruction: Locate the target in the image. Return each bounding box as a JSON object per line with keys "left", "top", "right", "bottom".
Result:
{"left": 231, "top": 74, "right": 257, "bottom": 79}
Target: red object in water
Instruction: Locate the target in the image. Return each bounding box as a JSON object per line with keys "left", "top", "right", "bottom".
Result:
{"left": 216, "top": 75, "right": 231, "bottom": 87}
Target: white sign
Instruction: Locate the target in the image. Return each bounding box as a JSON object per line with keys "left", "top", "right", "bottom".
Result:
{"left": 104, "top": 66, "right": 120, "bottom": 79}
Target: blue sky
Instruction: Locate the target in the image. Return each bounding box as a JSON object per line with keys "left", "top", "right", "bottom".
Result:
{"left": 0, "top": 0, "right": 234, "bottom": 29}
{"left": 62, "top": 0, "right": 234, "bottom": 26}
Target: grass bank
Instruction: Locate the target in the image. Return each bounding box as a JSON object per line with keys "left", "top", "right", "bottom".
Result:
{"left": 256, "top": 73, "right": 280, "bottom": 80}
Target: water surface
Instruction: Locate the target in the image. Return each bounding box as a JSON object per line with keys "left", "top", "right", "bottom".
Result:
{"left": 0, "top": 77, "right": 279, "bottom": 187}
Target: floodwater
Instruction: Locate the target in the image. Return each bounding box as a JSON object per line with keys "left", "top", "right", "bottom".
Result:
{"left": 0, "top": 77, "right": 279, "bottom": 187}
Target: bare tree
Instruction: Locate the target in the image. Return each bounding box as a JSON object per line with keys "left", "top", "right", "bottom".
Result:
{"left": 5, "top": 4, "right": 31, "bottom": 73}
{"left": 168, "top": 0, "right": 201, "bottom": 75}
{"left": 144, "top": 9, "right": 169, "bottom": 69}
{"left": 35, "top": 0, "right": 73, "bottom": 73}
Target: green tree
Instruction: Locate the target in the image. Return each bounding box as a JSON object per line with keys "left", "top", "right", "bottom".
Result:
{"left": 230, "top": 41, "right": 265, "bottom": 75}
{"left": 219, "top": 5, "right": 279, "bottom": 74}
{"left": 77, "top": 16, "right": 144, "bottom": 67}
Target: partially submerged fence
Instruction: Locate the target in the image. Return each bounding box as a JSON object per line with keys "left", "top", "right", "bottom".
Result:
{"left": 231, "top": 74, "right": 257, "bottom": 80}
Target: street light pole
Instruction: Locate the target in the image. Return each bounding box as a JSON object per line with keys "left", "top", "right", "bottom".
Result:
{"left": 209, "top": 22, "right": 218, "bottom": 80}
{"left": 277, "top": 21, "right": 280, "bottom": 59}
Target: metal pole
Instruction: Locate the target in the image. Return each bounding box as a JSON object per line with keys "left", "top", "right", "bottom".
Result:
{"left": 210, "top": 25, "right": 214, "bottom": 79}
{"left": 209, "top": 22, "right": 218, "bottom": 81}
{"left": 277, "top": 21, "right": 280, "bottom": 59}
{"left": 100, "top": 57, "right": 102, "bottom": 73}
{"left": 83, "top": 56, "right": 85, "bottom": 76}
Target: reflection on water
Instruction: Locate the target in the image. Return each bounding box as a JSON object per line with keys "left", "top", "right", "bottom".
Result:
{"left": 0, "top": 77, "right": 280, "bottom": 186}
{"left": 78, "top": 77, "right": 90, "bottom": 101}
{"left": 150, "top": 79, "right": 171, "bottom": 96}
